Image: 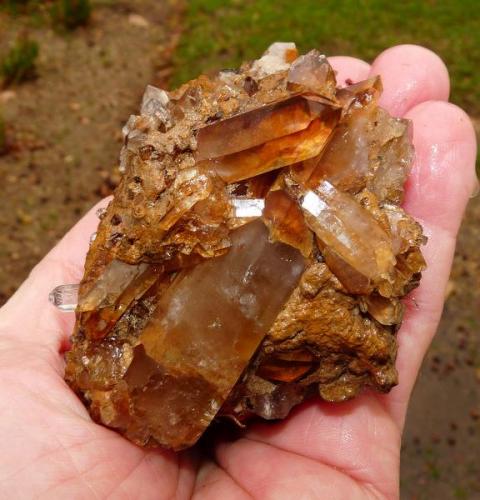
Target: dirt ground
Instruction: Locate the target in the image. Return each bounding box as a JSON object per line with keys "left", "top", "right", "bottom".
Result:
{"left": 0, "top": 0, "right": 180, "bottom": 303}
{"left": 0, "top": 4, "right": 479, "bottom": 498}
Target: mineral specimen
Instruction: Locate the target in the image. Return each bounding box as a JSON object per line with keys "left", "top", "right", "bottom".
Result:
{"left": 64, "top": 42, "right": 426, "bottom": 450}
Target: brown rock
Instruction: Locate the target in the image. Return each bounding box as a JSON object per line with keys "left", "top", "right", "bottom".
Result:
{"left": 65, "top": 43, "right": 426, "bottom": 450}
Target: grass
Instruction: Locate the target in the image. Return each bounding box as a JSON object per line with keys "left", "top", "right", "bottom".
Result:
{"left": 172, "top": 0, "right": 480, "bottom": 114}
{"left": 454, "top": 487, "right": 468, "bottom": 500}
{"left": 50, "top": 0, "right": 91, "bottom": 30}
{"left": 0, "top": 35, "right": 39, "bottom": 86}
{"left": 1, "top": 0, "right": 91, "bottom": 30}
{"left": 1, "top": 0, "right": 32, "bottom": 15}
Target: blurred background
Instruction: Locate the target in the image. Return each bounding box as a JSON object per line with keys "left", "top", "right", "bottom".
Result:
{"left": 0, "top": 1, "right": 478, "bottom": 497}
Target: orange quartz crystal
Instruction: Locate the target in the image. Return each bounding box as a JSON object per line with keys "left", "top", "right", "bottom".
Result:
{"left": 65, "top": 43, "right": 425, "bottom": 450}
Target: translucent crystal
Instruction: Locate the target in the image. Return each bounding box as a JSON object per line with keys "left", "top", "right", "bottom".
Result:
{"left": 257, "top": 350, "right": 314, "bottom": 383}
{"left": 156, "top": 167, "right": 214, "bottom": 231}
{"left": 301, "top": 181, "right": 395, "bottom": 285}
{"left": 195, "top": 96, "right": 331, "bottom": 161}
{"left": 122, "top": 115, "right": 137, "bottom": 139}
{"left": 79, "top": 265, "right": 160, "bottom": 340}
{"left": 129, "top": 221, "right": 305, "bottom": 448}
{"left": 368, "top": 115, "right": 413, "bottom": 203}
{"left": 95, "top": 207, "right": 107, "bottom": 219}
{"left": 232, "top": 197, "right": 264, "bottom": 217}
{"left": 287, "top": 49, "right": 336, "bottom": 100}
{"left": 361, "top": 294, "right": 404, "bottom": 326}
{"left": 141, "top": 85, "right": 169, "bottom": 115}
{"left": 240, "top": 377, "right": 307, "bottom": 420}
{"left": 198, "top": 108, "right": 340, "bottom": 183}
{"left": 301, "top": 106, "right": 372, "bottom": 190}
{"left": 78, "top": 260, "right": 149, "bottom": 312}
{"left": 140, "top": 85, "right": 172, "bottom": 129}
{"left": 49, "top": 284, "right": 79, "bottom": 312}
{"left": 263, "top": 189, "right": 313, "bottom": 257}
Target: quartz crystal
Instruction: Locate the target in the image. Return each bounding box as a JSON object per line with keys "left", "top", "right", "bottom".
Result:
{"left": 49, "top": 284, "right": 79, "bottom": 312}
{"left": 65, "top": 43, "right": 426, "bottom": 450}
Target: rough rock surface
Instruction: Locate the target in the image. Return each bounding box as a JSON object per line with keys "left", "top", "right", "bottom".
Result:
{"left": 65, "top": 43, "right": 426, "bottom": 450}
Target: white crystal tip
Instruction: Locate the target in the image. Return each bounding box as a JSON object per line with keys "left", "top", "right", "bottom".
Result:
{"left": 49, "top": 284, "right": 80, "bottom": 312}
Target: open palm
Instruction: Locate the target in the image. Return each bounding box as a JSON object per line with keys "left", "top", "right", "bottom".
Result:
{"left": 0, "top": 45, "right": 476, "bottom": 499}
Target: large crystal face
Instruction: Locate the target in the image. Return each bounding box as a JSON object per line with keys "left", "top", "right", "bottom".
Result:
{"left": 65, "top": 43, "right": 426, "bottom": 450}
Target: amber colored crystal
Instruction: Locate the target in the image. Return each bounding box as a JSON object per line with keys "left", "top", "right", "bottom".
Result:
{"left": 198, "top": 108, "right": 340, "bottom": 183}
{"left": 300, "top": 181, "right": 395, "bottom": 287}
{"left": 80, "top": 264, "right": 160, "bottom": 340}
{"left": 263, "top": 189, "right": 313, "bottom": 258}
{"left": 65, "top": 43, "right": 425, "bottom": 450}
{"left": 287, "top": 49, "right": 336, "bottom": 100}
{"left": 118, "top": 221, "right": 304, "bottom": 449}
{"left": 195, "top": 96, "right": 334, "bottom": 161}
{"left": 78, "top": 260, "right": 149, "bottom": 313}
{"left": 257, "top": 350, "right": 314, "bottom": 383}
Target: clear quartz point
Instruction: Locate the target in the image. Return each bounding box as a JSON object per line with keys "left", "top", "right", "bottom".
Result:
{"left": 49, "top": 284, "right": 79, "bottom": 312}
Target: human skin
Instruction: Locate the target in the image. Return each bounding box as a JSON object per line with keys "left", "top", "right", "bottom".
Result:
{"left": 0, "top": 45, "right": 477, "bottom": 499}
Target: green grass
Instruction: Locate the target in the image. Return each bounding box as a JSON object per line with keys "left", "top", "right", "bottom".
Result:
{"left": 172, "top": 0, "right": 480, "bottom": 114}
{"left": 453, "top": 487, "right": 468, "bottom": 500}
{"left": 1, "top": 0, "right": 32, "bottom": 15}
{"left": 1, "top": 0, "right": 91, "bottom": 29}
{"left": 50, "top": 0, "right": 91, "bottom": 30}
{"left": 1, "top": 36, "right": 39, "bottom": 86}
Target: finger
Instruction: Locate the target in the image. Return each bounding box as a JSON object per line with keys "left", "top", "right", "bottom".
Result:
{"left": 381, "top": 100, "right": 477, "bottom": 426}
{"left": 403, "top": 102, "right": 478, "bottom": 232}
{"left": 369, "top": 44, "right": 450, "bottom": 117}
{"left": 328, "top": 56, "right": 371, "bottom": 86}
{"left": 0, "top": 198, "right": 111, "bottom": 348}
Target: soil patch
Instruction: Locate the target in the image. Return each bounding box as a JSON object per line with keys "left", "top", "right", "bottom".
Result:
{"left": 0, "top": 0, "right": 181, "bottom": 303}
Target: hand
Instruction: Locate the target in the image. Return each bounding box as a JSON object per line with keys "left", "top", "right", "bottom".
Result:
{"left": 0, "top": 45, "right": 476, "bottom": 499}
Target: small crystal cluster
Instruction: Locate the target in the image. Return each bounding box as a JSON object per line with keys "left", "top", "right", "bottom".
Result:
{"left": 65, "top": 43, "right": 426, "bottom": 450}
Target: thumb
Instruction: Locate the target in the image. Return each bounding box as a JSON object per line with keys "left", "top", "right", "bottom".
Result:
{"left": 0, "top": 198, "right": 110, "bottom": 350}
